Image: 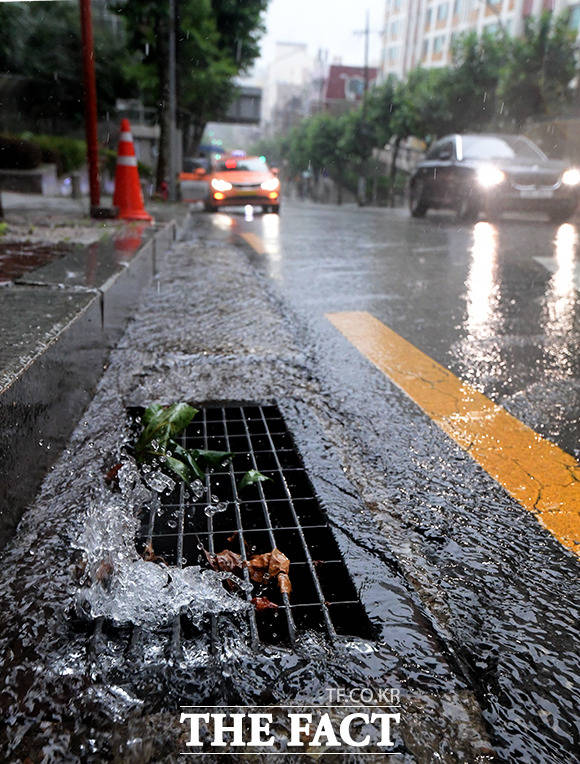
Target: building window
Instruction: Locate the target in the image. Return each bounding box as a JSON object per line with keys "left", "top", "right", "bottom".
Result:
{"left": 390, "top": 20, "right": 399, "bottom": 38}
{"left": 453, "top": 0, "right": 464, "bottom": 15}
{"left": 388, "top": 45, "right": 400, "bottom": 63}
{"left": 433, "top": 34, "right": 446, "bottom": 53}
{"left": 345, "top": 77, "right": 365, "bottom": 100}
{"left": 422, "top": 39, "right": 430, "bottom": 60}
{"left": 570, "top": 5, "right": 580, "bottom": 30}
{"left": 425, "top": 8, "right": 433, "bottom": 28}
{"left": 393, "top": 0, "right": 402, "bottom": 10}
{"left": 484, "top": 21, "right": 499, "bottom": 34}
{"left": 437, "top": 3, "right": 449, "bottom": 22}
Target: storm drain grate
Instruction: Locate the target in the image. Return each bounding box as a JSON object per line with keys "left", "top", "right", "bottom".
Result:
{"left": 134, "top": 403, "right": 374, "bottom": 646}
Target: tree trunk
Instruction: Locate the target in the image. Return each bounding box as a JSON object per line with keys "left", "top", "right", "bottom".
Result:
{"left": 188, "top": 120, "right": 206, "bottom": 158}
{"left": 389, "top": 136, "right": 402, "bottom": 208}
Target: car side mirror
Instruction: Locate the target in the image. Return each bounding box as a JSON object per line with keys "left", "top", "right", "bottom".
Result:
{"left": 271, "top": 167, "right": 279, "bottom": 176}
{"left": 194, "top": 167, "right": 207, "bottom": 177}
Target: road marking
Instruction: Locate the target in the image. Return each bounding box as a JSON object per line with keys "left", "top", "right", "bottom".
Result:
{"left": 327, "top": 311, "right": 580, "bottom": 556}
{"left": 534, "top": 256, "right": 580, "bottom": 291}
{"left": 240, "top": 232, "right": 266, "bottom": 255}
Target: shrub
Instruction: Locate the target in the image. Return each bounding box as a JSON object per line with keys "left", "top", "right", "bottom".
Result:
{"left": 0, "top": 135, "right": 42, "bottom": 170}
{"left": 21, "top": 134, "right": 86, "bottom": 176}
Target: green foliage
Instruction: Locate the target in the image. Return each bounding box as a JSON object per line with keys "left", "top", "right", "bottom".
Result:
{"left": 20, "top": 134, "right": 86, "bottom": 176}
{"left": 134, "top": 402, "right": 233, "bottom": 486}
{"left": 253, "top": 11, "right": 577, "bottom": 189}
{"left": 449, "top": 30, "right": 508, "bottom": 130}
{"left": 115, "top": 0, "right": 268, "bottom": 179}
{"left": 0, "top": 3, "right": 133, "bottom": 127}
{"left": 498, "top": 11, "right": 577, "bottom": 127}
{"left": 238, "top": 470, "right": 271, "bottom": 491}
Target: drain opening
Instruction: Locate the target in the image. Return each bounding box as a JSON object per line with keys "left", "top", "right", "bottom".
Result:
{"left": 133, "top": 403, "right": 374, "bottom": 646}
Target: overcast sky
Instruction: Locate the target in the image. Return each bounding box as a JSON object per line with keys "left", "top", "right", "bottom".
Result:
{"left": 257, "top": 0, "right": 386, "bottom": 70}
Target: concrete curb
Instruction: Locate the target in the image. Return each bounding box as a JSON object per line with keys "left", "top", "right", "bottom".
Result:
{"left": 0, "top": 215, "right": 186, "bottom": 548}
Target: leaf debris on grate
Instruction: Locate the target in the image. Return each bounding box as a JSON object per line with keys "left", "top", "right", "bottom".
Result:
{"left": 135, "top": 403, "right": 374, "bottom": 646}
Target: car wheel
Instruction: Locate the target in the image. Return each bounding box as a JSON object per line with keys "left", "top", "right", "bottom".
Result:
{"left": 549, "top": 204, "right": 577, "bottom": 223}
{"left": 271, "top": 205, "right": 280, "bottom": 214}
{"left": 456, "top": 194, "right": 479, "bottom": 222}
{"left": 204, "top": 202, "right": 217, "bottom": 213}
{"left": 409, "top": 180, "right": 428, "bottom": 218}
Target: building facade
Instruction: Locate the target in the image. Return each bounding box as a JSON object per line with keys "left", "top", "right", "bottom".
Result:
{"left": 323, "top": 65, "right": 379, "bottom": 115}
{"left": 260, "top": 42, "right": 314, "bottom": 135}
{"left": 379, "top": 0, "right": 580, "bottom": 80}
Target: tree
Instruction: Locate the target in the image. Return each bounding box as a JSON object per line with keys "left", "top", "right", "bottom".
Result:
{"left": 116, "top": 0, "right": 267, "bottom": 189}
{"left": 306, "top": 112, "right": 347, "bottom": 200}
{"left": 498, "top": 11, "right": 577, "bottom": 128}
{"left": 450, "top": 29, "right": 509, "bottom": 130}
{"left": 0, "top": 2, "right": 132, "bottom": 130}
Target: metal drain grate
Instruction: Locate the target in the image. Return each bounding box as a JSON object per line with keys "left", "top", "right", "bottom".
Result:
{"left": 135, "top": 403, "right": 374, "bottom": 646}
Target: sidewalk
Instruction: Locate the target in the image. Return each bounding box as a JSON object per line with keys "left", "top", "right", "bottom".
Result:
{"left": 0, "top": 191, "right": 191, "bottom": 544}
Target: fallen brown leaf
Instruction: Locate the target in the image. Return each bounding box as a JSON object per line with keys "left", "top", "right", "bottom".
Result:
{"left": 246, "top": 551, "right": 272, "bottom": 584}
{"left": 246, "top": 548, "right": 292, "bottom": 596}
{"left": 251, "top": 596, "right": 278, "bottom": 611}
{"left": 278, "top": 572, "right": 292, "bottom": 595}
{"left": 268, "top": 548, "right": 290, "bottom": 578}
{"left": 205, "top": 548, "right": 243, "bottom": 575}
{"left": 95, "top": 559, "right": 114, "bottom": 588}
{"left": 142, "top": 541, "right": 167, "bottom": 565}
{"left": 104, "top": 463, "right": 122, "bottom": 485}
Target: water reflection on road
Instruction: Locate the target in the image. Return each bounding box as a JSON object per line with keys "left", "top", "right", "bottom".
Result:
{"left": 544, "top": 223, "right": 578, "bottom": 378}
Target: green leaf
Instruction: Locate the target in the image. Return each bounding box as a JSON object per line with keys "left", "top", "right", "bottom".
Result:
{"left": 136, "top": 403, "right": 198, "bottom": 454}
{"left": 192, "top": 449, "right": 233, "bottom": 467}
{"left": 238, "top": 469, "right": 271, "bottom": 491}
{"left": 163, "top": 455, "right": 193, "bottom": 485}
{"left": 142, "top": 403, "right": 164, "bottom": 426}
{"left": 172, "top": 442, "right": 205, "bottom": 480}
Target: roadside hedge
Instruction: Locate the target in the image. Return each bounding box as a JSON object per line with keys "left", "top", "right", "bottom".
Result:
{"left": 0, "top": 133, "right": 86, "bottom": 175}
{"left": 21, "top": 134, "right": 86, "bottom": 176}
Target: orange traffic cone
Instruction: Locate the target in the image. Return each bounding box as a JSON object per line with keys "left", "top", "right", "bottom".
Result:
{"left": 113, "top": 118, "right": 153, "bottom": 222}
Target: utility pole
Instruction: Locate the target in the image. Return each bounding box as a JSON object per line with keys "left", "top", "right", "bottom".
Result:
{"left": 79, "top": 0, "right": 100, "bottom": 216}
{"left": 168, "top": 0, "right": 177, "bottom": 202}
{"left": 363, "top": 9, "right": 370, "bottom": 98}
{"left": 355, "top": 10, "right": 371, "bottom": 206}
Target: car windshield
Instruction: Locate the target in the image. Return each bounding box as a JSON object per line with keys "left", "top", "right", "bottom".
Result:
{"left": 214, "top": 158, "right": 267, "bottom": 172}
{"left": 461, "top": 136, "right": 546, "bottom": 161}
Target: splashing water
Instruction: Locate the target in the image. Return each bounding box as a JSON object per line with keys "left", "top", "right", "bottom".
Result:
{"left": 73, "top": 456, "right": 246, "bottom": 628}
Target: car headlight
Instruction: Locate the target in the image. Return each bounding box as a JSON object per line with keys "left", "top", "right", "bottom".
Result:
{"left": 261, "top": 177, "right": 280, "bottom": 192}
{"left": 561, "top": 168, "right": 580, "bottom": 186}
{"left": 211, "top": 178, "right": 232, "bottom": 192}
{"left": 476, "top": 165, "right": 506, "bottom": 188}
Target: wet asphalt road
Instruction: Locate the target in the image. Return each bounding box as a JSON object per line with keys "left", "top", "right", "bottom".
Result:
{"left": 195, "top": 200, "right": 580, "bottom": 760}
{"left": 222, "top": 202, "right": 580, "bottom": 459}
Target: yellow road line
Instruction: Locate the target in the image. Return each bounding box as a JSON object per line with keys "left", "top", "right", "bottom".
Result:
{"left": 240, "top": 232, "right": 266, "bottom": 255}
{"left": 327, "top": 310, "right": 580, "bottom": 556}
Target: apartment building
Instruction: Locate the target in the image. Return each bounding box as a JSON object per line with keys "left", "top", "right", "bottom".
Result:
{"left": 379, "top": 0, "right": 580, "bottom": 80}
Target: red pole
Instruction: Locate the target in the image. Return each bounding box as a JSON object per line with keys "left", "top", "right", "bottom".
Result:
{"left": 79, "top": 0, "right": 100, "bottom": 215}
